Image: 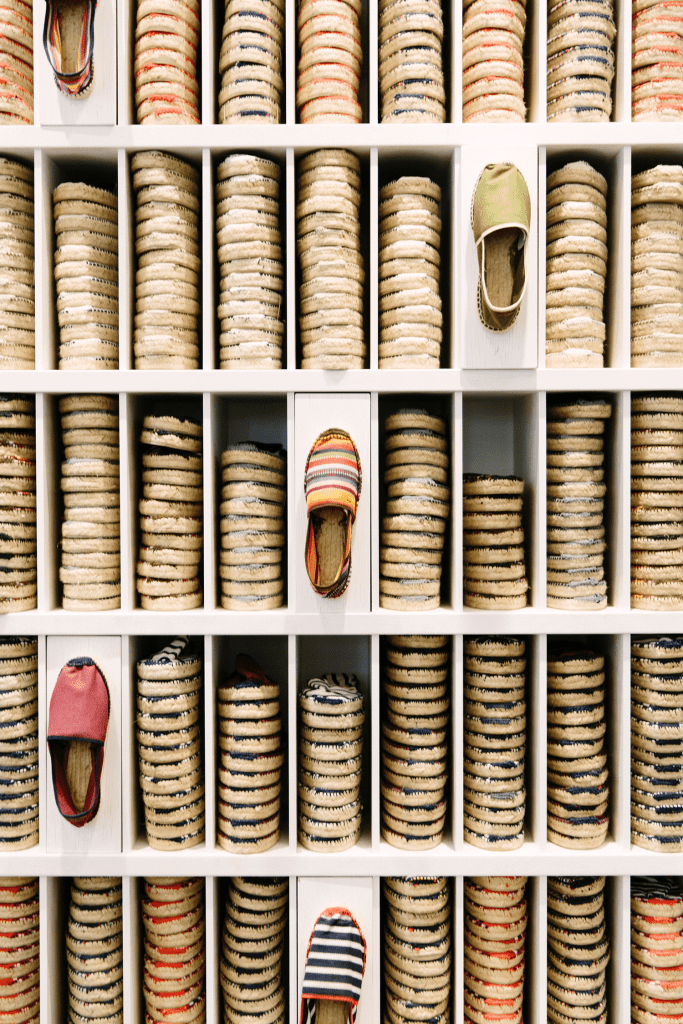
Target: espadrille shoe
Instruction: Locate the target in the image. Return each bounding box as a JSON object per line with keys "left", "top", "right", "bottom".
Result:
{"left": 471, "top": 163, "right": 530, "bottom": 332}
{"left": 48, "top": 656, "right": 110, "bottom": 827}
{"left": 304, "top": 428, "right": 362, "bottom": 599}
{"left": 43, "top": 0, "right": 96, "bottom": 97}
{"left": 300, "top": 907, "right": 366, "bottom": 1024}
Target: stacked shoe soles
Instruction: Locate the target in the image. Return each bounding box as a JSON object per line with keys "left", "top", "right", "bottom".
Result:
{"left": 547, "top": 644, "right": 609, "bottom": 850}
{"left": 59, "top": 394, "right": 120, "bottom": 611}
{"left": 464, "top": 636, "right": 526, "bottom": 851}
{"left": 220, "top": 441, "right": 286, "bottom": 610}
{"left": 381, "top": 635, "right": 449, "bottom": 850}
{"left": 142, "top": 877, "right": 205, "bottom": 1023}
{"left": 464, "top": 876, "right": 527, "bottom": 1024}
{"left": 299, "top": 673, "right": 364, "bottom": 852}
{"left": 137, "top": 637, "right": 205, "bottom": 850}
{"left": 132, "top": 151, "right": 201, "bottom": 370}
{"left": 631, "top": 877, "right": 683, "bottom": 1022}
{"left": 297, "top": 149, "right": 365, "bottom": 368}
{"left": 547, "top": 0, "right": 615, "bottom": 122}
{"left": 53, "top": 181, "right": 119, "bottom": 370}
{"left": 548, "top": 876, "right": 610, "bottom": 1023}
{"left": 379, "top": 0, "right": 445, "bottom": 123}
{"left": 547, "top": 395, "right": 612, "bottom": 609}
{"left": 546, "top": 161, "right": 609, "bottom": 368}
{"left": 631, "top": 164, "right": 683, "bottom": 367}
{"left": 217, "top": 154, "right": 284, "bottom": 369}
{"left": 463, "top": 473, "right": 528, "bottom": 610}
{"left": 0, "top": 396, "right": 36, "bottom": 612}
{"left": 631, "top": 635, "right": 683, "bottom": 852}
{"left": 463, "top": 0, "right": 526, "bottom": 122}
{"left": 217, "top": 657, "right": 282, "bottom": 853}
{"left": 383, "top": 876, "right": 451, "bottom": 1024}
{"left": 632, "top": 2, "right": 683, "bottom": 120}
{"left": 0, "top": 1, "right": 32, "bottom": 125}
{"left": 381, "top": 409, "right": 449, "bottom": 610}
{"left": 0, "top": 158, "right": 34, "bottom": 369}
{"left": 220, "top": 877, "right": 287, "bottom": 1020}
{"left": 0, "top": 638, "right": 37, "bottom": 852}
{"left": 219, "top": 0, "right": 283, "bottom": 122}
{"left": 134, "top": 0, "right": 200, "bottom": 124}
{"left": 632, "top": 394, "right": 683, "bottom": 608}
{"left": 0, "top": 877, "right": 39, "bottom": 1021}
{"left": 137, "top": 413, "right": 203, "bottom": 610}
{"left": 379, "top": 178, "right": 443, "bottom": 368}
{"left": 67, "top": 877, "right": 123, "bottom": 1024}
{"left": 296, "top": 0, "right": 362, "bottom": 123}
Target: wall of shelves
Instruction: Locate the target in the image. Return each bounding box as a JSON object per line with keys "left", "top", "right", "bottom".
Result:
{"left": 3, "top": 0, "right": 682, "bottom": 1020}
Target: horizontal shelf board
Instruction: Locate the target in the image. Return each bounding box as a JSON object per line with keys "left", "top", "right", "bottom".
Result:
{"left": 5, "top": 607, "right": 683, "bottom": 634}
{"left": 1, "top": 845, "right": 672, "bottom": 877}
{"left": 2, "top": 123, "right": 681, "bottom": 150}
{"left": 6, "top": 369, "right": 683, "bottom": 393}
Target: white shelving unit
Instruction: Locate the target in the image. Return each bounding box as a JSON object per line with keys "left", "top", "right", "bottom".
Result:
{"left": 2, "top": 0, "right": 680, "bottom": 1019}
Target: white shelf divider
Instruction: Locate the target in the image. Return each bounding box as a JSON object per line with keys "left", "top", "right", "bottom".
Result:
{"left": 453, "top": 632, "right": 463, "bottom": 852}
{"left": 370, "top": 633, "right": 380, "bottom": 850}
{"left": 202, "top": 148, "right": 214, "bottom": 372}
{"left": 117, "top": 147, "right": 131, "bottom": 371}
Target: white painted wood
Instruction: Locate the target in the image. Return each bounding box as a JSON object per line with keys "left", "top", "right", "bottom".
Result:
{"left": 611, "top": 389, "right": 629, "bottom": 609}
{"left": 286, "top": 148, "right": 296, "bottom": 370}
{"left": 37, "top": 636, "right": 47, "bottom": 850}
{"left": 293, "top": 393, "right": 371, "bottom": 613}
{"left": 118, "top": 393, "right": 133, "bottom": 612}
{"left": 43, "top": 875, "right": 67, "bottom": 1022}
{"left": 370, "top": 634, "right": 379, "bottom": 851}
{"left": 45, "top": 635, "right": 121, "bottom": 852}
{"left": 449, "top": 150, "right": 460, "bottom": 367}
{"left": 612, "top": 632, "right": 630, "bottom": 849}
{"left": 609, "top": 145, "right": 630, "bottom": 368}
{"left": 370, "top": 392, "right": 379, "bottom": 612}
{"left": 288, "top": 634, "right": 298, "bottom": 852}
{"left": 202, "top": 634, "right": 214, "bottom": 851}
{"left": 529, "top": 874, "right": 546, "bottom": 1024}
{"left": 534, "top": 391, "right": 546, "bottom": 607}
{"left": 452, "top": 391, "right": 462, "bottom": 611}
{"left": 120, "top": 634, "right": 134, "bottom": 853}
{"left": 454, "top": 876, "right": 463, "bottom": 1024}
{"left": 117, "top": 147, "right": 131, "bottom": 371}
{"left": 202, "top": 149, "right": 213, "bottom": 370}
{"left": 461, "top": 145, "right": 538, "bottom": 369}
{"left": 538, "top": 147, "right": 546, "bottom": 369}
{"left": 37, "top": 0, "right": 117, "bottom": 125}
{"left": 203, "top": 392, "right": 216, "bottom": 610}
{"left": 453, "top": 633, "right": 463, "bottom": 851}
{"left": 451, "top": 0, "right": 462, "bottom": 125}
{"left": 38, "top": 151, "right": 59, "bottom": 370}
{"left": 371, "top": 876, "right": 381, "bottom": 1019}
{"left": 41, "top": 393, "right": 60, "bottom": 611}
{"left": 201, "top": 0, "right": 213, "bottom": 126}
{"left": 531, "top": 633, "right": 547, "bottom": 851}
{"left": 204, "top": 876, "right": 219, "bottom": 1024}
{"left": 369, "top": 148, "right": 378, "bottom": 370}
{"left": 613, "top": 873, "right": 630, "bottom": 1021}
{"left": 528, "top": 0, "right": 544, "bottom": 124}
{"left": 614, "top": 0, "right": 631, "bottom": 126}
{"left": 297, "top": 876, "right": 373, "bottom": 1022}
{"left": 122, "top": 875, "right": 138, "bottom": 1024}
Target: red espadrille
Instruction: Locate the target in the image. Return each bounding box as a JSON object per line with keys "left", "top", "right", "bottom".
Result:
{"left": 47, "top": 656, "right": 110, "bottom": 827}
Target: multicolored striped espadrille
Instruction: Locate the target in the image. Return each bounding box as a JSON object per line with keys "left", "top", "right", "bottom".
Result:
{"left": 304, "top": 429, "right": 361, "bottom": 599}
{"left": 300, "top": 906, "right": 367, "bottom": 1024}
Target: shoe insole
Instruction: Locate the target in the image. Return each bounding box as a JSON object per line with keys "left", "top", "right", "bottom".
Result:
{"left": 65, "top": 740, "right": 93, "bottom": 812}
{"left": 55, "top": 0, "right": 90, "bottom": 77}
{"left": 313, "top": 508, "right": 346, "bottom": 589}
{"left": 316, "top": 1002, "right": 348, "bottom": 1024}
{"left": 485, "top": 227, "right": 525, "bottom": 309}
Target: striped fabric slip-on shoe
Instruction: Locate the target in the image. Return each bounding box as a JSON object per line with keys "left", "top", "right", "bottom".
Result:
{"left": 304, "top": 428, "right": 362, "bottom": 599}
{"left": 300, "top": 906, "right": 367, "bottom": 1024}
{"left": 43, "top": 0, "right": 97, "bottom": 98}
